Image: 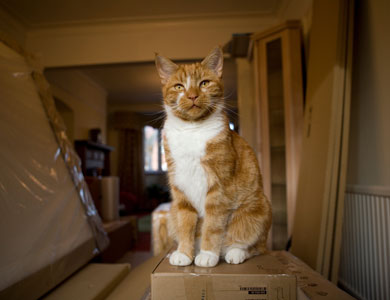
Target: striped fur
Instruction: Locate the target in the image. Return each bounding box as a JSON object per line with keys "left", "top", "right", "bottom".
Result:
{"left": 155, "top": 47, "right": 272, "bottom": 267}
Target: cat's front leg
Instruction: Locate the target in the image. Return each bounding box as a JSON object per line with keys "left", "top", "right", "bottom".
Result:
{"left": 169, "top": 186, "right": 198, "bottom": 266}
{"left": 195, "top": 187, "right": 229, "bottom": 267}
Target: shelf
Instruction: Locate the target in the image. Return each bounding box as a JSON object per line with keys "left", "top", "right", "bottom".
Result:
{"left": 74, "top": 139, "right": 114, "bottom": 177}
{"left": 75, "top": 140, "right": 114, "bottom": 152}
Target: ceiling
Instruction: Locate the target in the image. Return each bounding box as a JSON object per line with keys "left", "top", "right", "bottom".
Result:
{"left": 46, "top": 57, "right": 238, "bottom": 107}
{"left": 1, "top": 0, "right": 282, "bottom": 27}
{"left": 1, "top": 0, "right": 287, "bottom": 109}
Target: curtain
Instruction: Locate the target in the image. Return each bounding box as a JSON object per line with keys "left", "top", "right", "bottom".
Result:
{"left": 118, "top": 128, "right": 144, "bottom": 198}
{"left": 111, "top": 111, "right": 164, "bottom": 212}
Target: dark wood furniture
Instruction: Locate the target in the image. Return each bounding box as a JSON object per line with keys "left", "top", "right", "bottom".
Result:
{"left": 74, "top": 140, "right": 114, "bottom": 177}
{"left": 93, "top": 216, "right": 138, "bottom": 263}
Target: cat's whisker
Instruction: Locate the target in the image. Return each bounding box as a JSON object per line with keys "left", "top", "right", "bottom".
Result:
{"left": 218, "top": 101, "right": 236, "bottom": 109}
{"left": 143, "top": 109, "right": 165, "bottom": 116}
{"left": 221, "top": 105, "right": 239, "bottom": 116}
{"left": 210, "top": 96, "right": 234, "bottom": 103}
{"left": 147, "top": 114, "right": 167, "bottom": 128}
{"left": 208, "top": 101, "right": 238, "bottom": 117}
{"left": 223, "top": 89, "right": 235, "bottom": 99}
{"left": 223, "top": 101, "right": 237, "bottom": 108}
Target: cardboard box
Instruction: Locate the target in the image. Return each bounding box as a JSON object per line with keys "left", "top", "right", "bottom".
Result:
{"left": 270, "top": 252, "right": 355, "bottom": 300}
{"left": 43, "top": 263, "right": 130, "bottom": 300}
{"left": 151, "top": 249, "right": 297, "bottom": 300}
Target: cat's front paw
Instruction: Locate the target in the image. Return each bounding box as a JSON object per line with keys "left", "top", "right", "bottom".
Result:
{"left": 225, "top": 248, "right": 248, "bottom": 264}
{"left": 195, "top": 250, "right": 219, "bottom": 267}
{"left": 169, "top": 250, "right": 192, "bottom": 266}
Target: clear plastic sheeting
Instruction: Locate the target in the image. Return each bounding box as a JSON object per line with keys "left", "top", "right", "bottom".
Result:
{"left": 0, "top": 40, "right": 108, "bottom": 297}
{"left": 32, "top": 71, "right": 109, "bottom": 251}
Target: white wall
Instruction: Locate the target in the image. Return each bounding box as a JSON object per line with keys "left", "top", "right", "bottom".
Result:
{"left": 339, "top": 3, "right": 390, "bottom": 297}
{"left": 25, "top": 17, "right": 277, "bottom": 67}
{"left": 347, "top": 0, "right": 390, "bottom": 192}
{"left": 0, "top": 7, "right": 108, "bottom": 146}
{"left": 45, "top": 69, "right": 108, "bottom": 143}
{"left": 236, "top": 58, "right": 258, "bottom": 154}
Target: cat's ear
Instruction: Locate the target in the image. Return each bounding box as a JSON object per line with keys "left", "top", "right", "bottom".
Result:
{"left": 155, "top": 54, "right": 178, "bottom": 84}
{"left": 201, "top": 46, "right": 223, "bottom": 78}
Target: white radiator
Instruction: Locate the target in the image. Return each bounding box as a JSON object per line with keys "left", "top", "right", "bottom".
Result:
{"left": 339, "top": 187, "right": 390, "bottom": 300}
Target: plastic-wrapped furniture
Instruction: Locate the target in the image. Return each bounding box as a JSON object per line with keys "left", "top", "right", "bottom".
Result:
{"left": 0, "top": 35, "right": 108, "bottom": 299}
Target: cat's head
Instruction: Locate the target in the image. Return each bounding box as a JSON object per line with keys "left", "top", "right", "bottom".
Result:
{"left": 155, "top": 47, "right": 224, "bottom": 121}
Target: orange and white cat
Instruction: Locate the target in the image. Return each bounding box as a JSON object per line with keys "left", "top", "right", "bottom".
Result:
{"left": 155, "top": 47, "right": 272, "bottom": 267}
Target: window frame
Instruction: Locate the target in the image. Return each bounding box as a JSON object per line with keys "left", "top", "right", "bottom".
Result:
{"left": 143, "top": 126, "right": 167, "bottom": 174}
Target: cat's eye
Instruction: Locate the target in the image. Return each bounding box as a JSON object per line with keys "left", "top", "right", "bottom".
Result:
{"left": 200, "top": 80, "right": 210, "bottom": 87}
{"left": 174, "top": 84, "right": 184, "bottom": 91}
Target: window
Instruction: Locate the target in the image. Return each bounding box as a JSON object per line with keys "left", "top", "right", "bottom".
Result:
{"left": 144, "top": 126, "right": 167, "bottom": 172}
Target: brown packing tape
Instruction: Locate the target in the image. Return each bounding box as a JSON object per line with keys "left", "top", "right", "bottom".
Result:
{"left": 184, "top": 275, "right": 214, "bottom": 300}
{"left": 0, "top": 239, "right": 96, "bottom": 300}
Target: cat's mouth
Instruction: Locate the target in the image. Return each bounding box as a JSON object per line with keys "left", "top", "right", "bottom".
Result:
{"left": 190, "top": 104, "right": 201, "bottom": 109}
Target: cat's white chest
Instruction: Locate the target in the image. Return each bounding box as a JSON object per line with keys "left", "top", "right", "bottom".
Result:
{"left": 164, "top": 110, "right": 224, "bottom": 217}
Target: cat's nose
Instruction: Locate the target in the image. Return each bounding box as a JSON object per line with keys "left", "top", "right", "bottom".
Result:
{"left": 188, "top": 95, "right": 198, "bottom": 101}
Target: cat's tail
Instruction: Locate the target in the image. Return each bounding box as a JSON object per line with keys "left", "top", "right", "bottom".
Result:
{"left": 246, "top": 237, "right": 270, "bottom": 258}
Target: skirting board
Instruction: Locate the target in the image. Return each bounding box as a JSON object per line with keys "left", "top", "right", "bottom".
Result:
{"left": 346, "top": 184, "right": 390, "bottom": 197}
